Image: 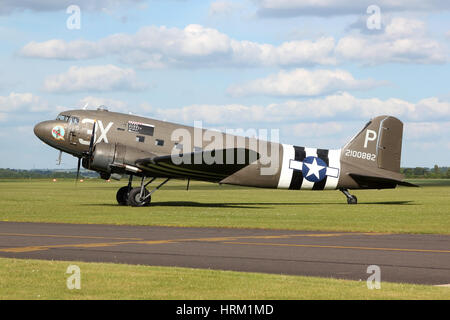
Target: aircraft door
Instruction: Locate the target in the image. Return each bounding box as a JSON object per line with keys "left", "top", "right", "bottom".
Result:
{"left": 68, "top": 116, "right": 80, "bottom": 145}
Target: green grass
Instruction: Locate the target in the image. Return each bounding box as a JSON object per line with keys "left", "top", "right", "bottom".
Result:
{"left": 0, "top": 257, "right": 448, "bottom": 300}
{"left": 0, "top": 179, "right": 448, "bottom": 300}
{"left": 0, "top": 179, "right": 449, "bottom": 234}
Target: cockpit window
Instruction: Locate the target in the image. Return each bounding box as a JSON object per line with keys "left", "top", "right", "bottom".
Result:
{"left": 69, "top": 116, "right": 79, "bottom": 125}
{"left": 56, "top": 114, "right": 70, "bottom": 122}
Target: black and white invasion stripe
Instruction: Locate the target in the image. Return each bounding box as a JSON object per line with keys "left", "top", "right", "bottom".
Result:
{"left": 277, "top": 144, "right": 341, "bottom": 190}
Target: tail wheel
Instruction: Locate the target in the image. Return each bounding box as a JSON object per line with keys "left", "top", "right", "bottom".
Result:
{"left": 347, "top": 195, "right": 358, "bottom": 205}
{"left": 127, "top": 187, "right": 151, "bottom": 207}
{"left": 116, "top": 186, "right": 129, "bottom": 206}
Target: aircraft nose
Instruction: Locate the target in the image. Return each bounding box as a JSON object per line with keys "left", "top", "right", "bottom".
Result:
{"left": 34, "top": 121, "right": 48, "bottom": 141}
{"left": 34, "top": 120, "right": 66, "bottom": 144}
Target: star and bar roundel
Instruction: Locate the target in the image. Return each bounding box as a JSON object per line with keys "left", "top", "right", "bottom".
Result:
{"left": 290, "top": 156, "right": 339, "bottom": 183}
{"left": 277, "top": 145, "right": 341, "bottom": 190}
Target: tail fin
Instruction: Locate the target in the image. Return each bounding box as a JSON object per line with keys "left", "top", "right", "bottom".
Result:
{"left": 343, "top": 115, "right": 403, "bottom": 173}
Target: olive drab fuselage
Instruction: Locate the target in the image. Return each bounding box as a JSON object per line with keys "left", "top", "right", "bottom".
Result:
{"left": 34, "top": 108, "right": 414, "bottom": 205}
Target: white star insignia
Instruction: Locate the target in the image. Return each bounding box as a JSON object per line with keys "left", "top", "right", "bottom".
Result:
{"left": 305, "top": 158, "right": 325, "bottom": 179}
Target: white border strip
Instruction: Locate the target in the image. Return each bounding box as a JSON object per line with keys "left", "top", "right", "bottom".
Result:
{"left": 277, "top": 144, "right": 294, "bottom": 189}
{"left": 324, "top": 149, "right": 341, "bottom": 190}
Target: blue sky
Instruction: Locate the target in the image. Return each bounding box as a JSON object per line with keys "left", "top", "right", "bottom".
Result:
{"left": 0, "top": 0, "right": 449, "bottom": 169}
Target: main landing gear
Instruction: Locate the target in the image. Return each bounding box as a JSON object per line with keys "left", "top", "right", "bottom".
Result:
{"left": 116, "top": 175, "right": 170, "bottom": 207}
{"left": 340, "top": 188, "right": 357, "bottom": 205}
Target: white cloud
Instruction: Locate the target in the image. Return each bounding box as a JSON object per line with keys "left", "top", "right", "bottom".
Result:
{"left": 286, "top": 121, "right": 450, "bottom": 151}
{"left": 43, "top": 65, "right": 147, "bottom": 93}
{"left": 227, "top": 68, "right": 386, "bottom": 97}
{"left": 231, "top": 37, "right": 337, "bottom": 67}
{"left": 152, "top": 93, "right": 450, "bottom": 125}
{"left": 291, "top": 122, "right": 344, "bottom": 137}
{"left": 255, "top": 0, "right": 450, "bottom": 17}
{"left": 284, "top": 121, "right": 355, "bottom": 149}
{"left": 404, "top": 121, "right": 450, "bottom": 163}
{"left": 20, "top": 24, "right": 337, "bottom": 68}
{"left": 0, "top": 0, "right": 144, "bottom": 15}
{"left": 75, "top": 97, "right": 153, "bottom": 115}
{"left": 21, "top": 19, "right": 446, "bottom": 67}
{"left": 0, "top": 92, "right": 49, "bottom": 113}
{"left": 155, "top": 104, "right": 259, "bottom": 125}
{"left": 336, "top": 35, "right": 446, "bottom": 64}
{"left": 413, "top": 97, "right": 450, "bottom": 120}
{"left": 78, "top": 96, "right": 129, "bottom": 112}
{"left": 21, "top": 40, "right": 104, "bottom": 60}
{"left": 336, "top": 18, "right": 447, "bottom": 65}
{"left": 404, "top": 121, "right": 450, "bottom": 140}
{"left": 384, "top": 18, "right": 425, "bottom": 38}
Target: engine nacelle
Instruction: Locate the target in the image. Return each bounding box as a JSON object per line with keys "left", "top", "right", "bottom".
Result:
{"left": 84, "top": 142, "right": 153, "bottom": 175}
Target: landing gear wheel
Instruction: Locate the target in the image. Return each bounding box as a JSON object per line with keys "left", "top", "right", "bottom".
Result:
{"left": 347, "top": 195, "right": 357, "bottom": 205}
{"left": 116, "top": 186, "right": 130, "bottom": 206}
{"left": 127, "top": 187, "right": 151, "bottom": 207}
{"left": 340, "top": 188, "right": 358, "bottom": 205}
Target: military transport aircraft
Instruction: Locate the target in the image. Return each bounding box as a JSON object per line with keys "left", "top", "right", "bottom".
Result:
{"left": 34, "top": 107, "right": 416, "bottom": 206}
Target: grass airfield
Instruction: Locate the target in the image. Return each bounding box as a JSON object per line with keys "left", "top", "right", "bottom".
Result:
{"left": 1, "top": 258, "right": 448, "bottom": 300}
{"left": 0, "top": 179, "right": 448, "bottom": 234}
{"left": 0, "top": 178, "right": 449, "bottom": 300}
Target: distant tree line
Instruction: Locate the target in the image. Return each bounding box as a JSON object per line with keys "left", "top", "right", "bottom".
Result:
{"left": 0, "top": 167, "right": 448, "bottom": 179}
{"left": 401, "top": 166, "right": 450, "bottom": 179}
{"left": 0, "top": 168, "right": 99, "bottom": 179}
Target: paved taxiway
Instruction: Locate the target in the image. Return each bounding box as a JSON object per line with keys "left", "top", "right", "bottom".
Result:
{"left": 0, "top": 221, "right": 449, "bottom": 285}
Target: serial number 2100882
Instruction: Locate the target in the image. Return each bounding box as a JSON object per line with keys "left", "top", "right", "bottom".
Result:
{"left": 344, "top": 149, "right": 376, "bottom": 161}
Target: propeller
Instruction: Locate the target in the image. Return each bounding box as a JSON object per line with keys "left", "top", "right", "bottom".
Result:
{"left": 86, "top": 120, "right": 97, "bottom": 169}
{"left": 56, "top": 150, "right": 62, "bottom": 165}
{"left": 75, "top": 156, "right": 81, "bottom": 184}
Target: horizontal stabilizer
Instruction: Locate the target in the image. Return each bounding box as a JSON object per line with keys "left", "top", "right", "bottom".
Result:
{"left": 349, "top": 173, "right": 419, "bottom": 189}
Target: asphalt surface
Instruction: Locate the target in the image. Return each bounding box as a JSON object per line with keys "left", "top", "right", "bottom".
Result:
{"left": 0, "top": 221, "right": 449, "bottom": 285}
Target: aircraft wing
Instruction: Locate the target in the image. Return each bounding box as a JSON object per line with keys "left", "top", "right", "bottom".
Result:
{"left": 349, "top": 173, "right": 419, "bottom": 189}
{"left": 135, "top": 148, "right": 260, "bottom": 182}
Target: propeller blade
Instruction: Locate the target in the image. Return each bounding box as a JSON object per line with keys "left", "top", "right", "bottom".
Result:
{"left": 88, "top": 121, "right": 96, "bottom": 155}
{"left": 56, "top": 150, "right": 62, "bottom": 165}
{"left": 76, "top": 157, "right": 81, "bottom": 184}
{"left": 87, "top": 121, "right": 96, "bottom": 169}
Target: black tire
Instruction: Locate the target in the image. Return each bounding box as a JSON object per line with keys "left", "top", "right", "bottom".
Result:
{"left": 116, "top": 186, "right": 129, "bottom": 206}
{"left": 347, "top": 195, "right": 358, "bottom": 205}
{"left": 127, "top": 187, "right": 151, "bottom": 207}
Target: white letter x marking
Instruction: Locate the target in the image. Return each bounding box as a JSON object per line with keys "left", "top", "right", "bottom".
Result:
{"left": 96, "top": 121, "right": 113, "bottom": 144}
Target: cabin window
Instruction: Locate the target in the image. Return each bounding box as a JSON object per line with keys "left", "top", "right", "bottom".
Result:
{"left": 155, "top": 139, "right": 164, "bottom": 146}
{"left": 136, "top": 135, "right": 145, "bottom": 143}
